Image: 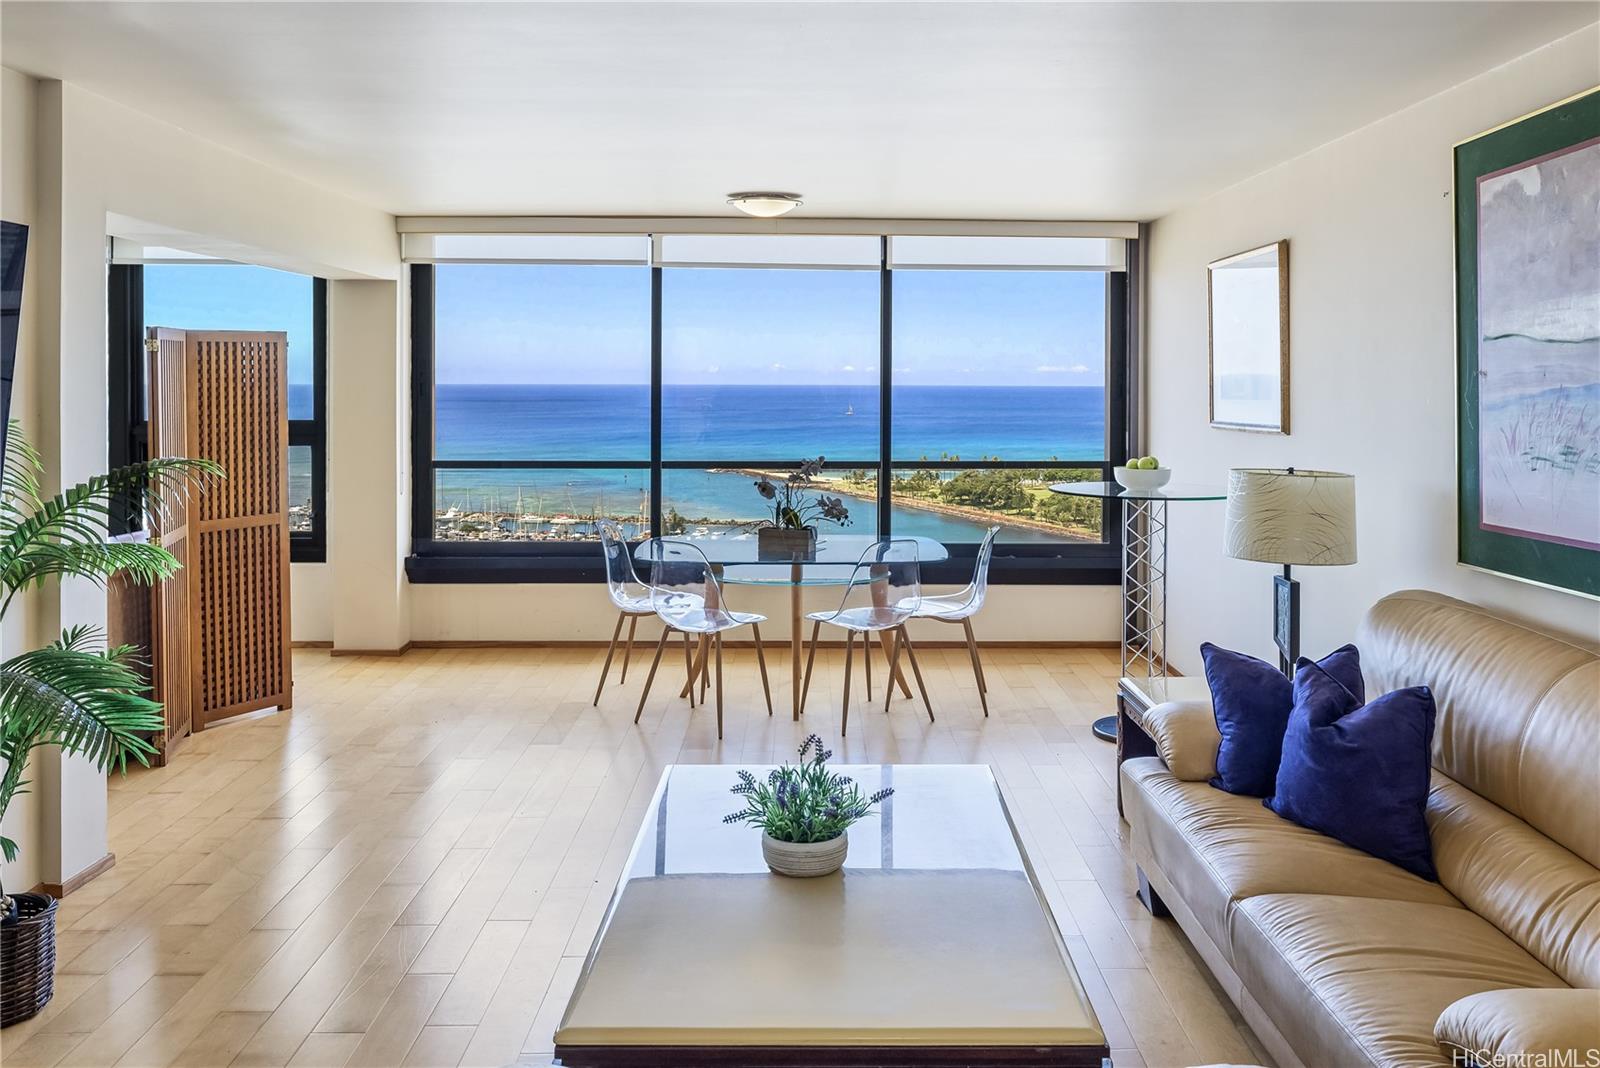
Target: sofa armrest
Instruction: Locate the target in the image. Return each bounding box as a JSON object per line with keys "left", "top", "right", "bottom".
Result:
{"left": 1140, "top": 699, "right": 1220, "bottom": 782}
{"left": 1436, "top": 988, "right": 1600, "bottom": 1065}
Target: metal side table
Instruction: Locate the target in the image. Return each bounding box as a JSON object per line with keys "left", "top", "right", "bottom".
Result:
{"left": 1048, "top": 481, "right": 1224, "bottom": 742}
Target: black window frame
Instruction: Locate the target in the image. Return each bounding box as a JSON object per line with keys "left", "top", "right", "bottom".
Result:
{"left": 109, "top": 265, "right": 328, "bottom": 562}
{"left": 407, "top": 237, "right": 1135, "bottom": 585}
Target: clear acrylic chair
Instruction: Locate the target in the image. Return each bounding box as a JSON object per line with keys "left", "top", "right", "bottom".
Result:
{"left": 593, "top": 521, "right": 658, "bottom": 706}
{"left": 800, "top": 539, "right": 931, "bottom": 736}
{"left": 632, "top": 538, "right": 772, "bottom": 738}
{"left": 910, "top": 525, "right": 998, "bottom": 717}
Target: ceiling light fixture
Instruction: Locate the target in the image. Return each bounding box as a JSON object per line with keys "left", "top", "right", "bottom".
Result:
{"left": 727, "top": 191, "right": 804, "bottom": 218}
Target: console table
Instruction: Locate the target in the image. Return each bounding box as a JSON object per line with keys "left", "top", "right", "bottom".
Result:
{"left": 1048, "top": 481, "right": 1224, "bottom": 742}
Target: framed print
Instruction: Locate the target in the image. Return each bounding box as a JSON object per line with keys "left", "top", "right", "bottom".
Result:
{"left": 1456, "top": 88, "right": 1599, "bottom": 598}
{"left": 1208, "top": 240, "right": 1290, "bottom": 433}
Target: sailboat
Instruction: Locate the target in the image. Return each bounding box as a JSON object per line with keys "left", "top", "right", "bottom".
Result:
{"left": 844, "top": 403, "right": 854, "bottom": 416}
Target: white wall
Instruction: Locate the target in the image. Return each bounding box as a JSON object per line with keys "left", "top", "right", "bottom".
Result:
{"left": 1146, "top": 25, "right": 1600, "bottom": 674}
{"left": 1, "top": 66, "right": 44, "bottom": 895}
{"left": 408, "top": 582, "right": 1121, "bottom": 645}
{"left": 6, "top": 69, "right": 399, "bottom": 889}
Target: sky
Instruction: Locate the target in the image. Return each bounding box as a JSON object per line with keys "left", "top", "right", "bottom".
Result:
{"left": 144, "top": 264, "right": 315, "bottom": 386}
{"left": 435, "top": 264, "right": 1107, "bottom": 387}
{"left": 141, "top": 261, "right": 1110, "bottom": 390}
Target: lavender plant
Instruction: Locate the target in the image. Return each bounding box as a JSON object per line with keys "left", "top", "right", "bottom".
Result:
{"left": 753, "top": 457, "right": 851, "bottom": 531}
{"left": 723, "top": 734, "right": 892, "bottom": 844}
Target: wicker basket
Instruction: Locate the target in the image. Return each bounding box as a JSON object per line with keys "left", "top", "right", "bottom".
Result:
{"left": 0, "top": 892, "right": 58, "bottom": 1028}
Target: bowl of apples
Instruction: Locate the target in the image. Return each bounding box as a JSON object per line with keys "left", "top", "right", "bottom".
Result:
{"left": 1114, "top": 456, "right": 1172, "bottom": 492}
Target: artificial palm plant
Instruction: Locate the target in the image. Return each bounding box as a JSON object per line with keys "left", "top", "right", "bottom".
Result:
{"left": 0, "top": 423, "right": 220, "bottom": 913}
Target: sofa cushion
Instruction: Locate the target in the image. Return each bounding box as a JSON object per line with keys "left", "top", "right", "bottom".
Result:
{"left": 1202, "top": 641, "right": 1363, "bottom": 797}
{"left": 1429, "top": 775, "right": 1600, "bottom": 989}
{"left": 1360, "top": 591, "right": 1599, "bottom": 868}
{"left": 1231, "top": 894, "right": 1567, "bottom": 1068}
{"left": 1120, "top": 758, "right": 1457, "bottom": 956}
{"left": 1435, "top": 988, "right": 1600, "bottom": 1066}
{"left": 1267, "top": 664, "right": 1437, "bottom": 880}
{"left": 1141, "top": 698, "right": 1220, "bottom": 782}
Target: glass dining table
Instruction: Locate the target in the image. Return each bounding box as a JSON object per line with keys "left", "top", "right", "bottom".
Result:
{"left": 634, "top": 532, "right": 949, "bottom": 720}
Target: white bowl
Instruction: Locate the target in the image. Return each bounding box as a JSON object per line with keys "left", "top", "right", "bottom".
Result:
{"left": 1113, "top": 466, "right": 1173, "bottom": 491}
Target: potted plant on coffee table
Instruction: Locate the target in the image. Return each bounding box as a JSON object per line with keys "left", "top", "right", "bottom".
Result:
{"left": 723, "top": 734, "right": 893, "bottom": 877}
{"left": 0, "top": 425, "right": 218, "bottom": 1028}
{"left": 751, "top": 457, "right": 850, "bottom": 559}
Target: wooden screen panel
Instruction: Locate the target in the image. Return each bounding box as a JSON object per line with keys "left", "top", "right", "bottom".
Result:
{"left": 146, "top": 327, "right": 195, "bottom": 756}
{"left": 184, "top": 331, "right": 293, "bottom": 726}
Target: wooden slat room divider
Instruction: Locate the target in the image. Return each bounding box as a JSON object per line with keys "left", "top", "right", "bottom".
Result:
{"left": 147, "top": 328, "right": 293, "bottom": 730}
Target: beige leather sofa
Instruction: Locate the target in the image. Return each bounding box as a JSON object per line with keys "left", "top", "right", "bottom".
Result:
{"left": 1120, "top": 590, "right": 1600, "bottom": 1068}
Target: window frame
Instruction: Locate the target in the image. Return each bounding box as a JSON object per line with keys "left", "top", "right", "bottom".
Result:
{"left": 109, "top": 265, "right": 328, "bottom": 563}
{"left": 407, "top": 237, "right": 1135, "bottom": 586}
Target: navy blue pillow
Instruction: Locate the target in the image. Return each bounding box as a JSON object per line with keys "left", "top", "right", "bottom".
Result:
{"left": 1266, "top": 660, "right": 1438, "bottom": 881}
{"left": 1201, "top": 642, "right": 1363, "bottom": 796}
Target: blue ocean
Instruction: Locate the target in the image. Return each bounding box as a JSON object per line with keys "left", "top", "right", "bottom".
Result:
{"left": 294, "top": 384, "right": 1106, "bottom": 543}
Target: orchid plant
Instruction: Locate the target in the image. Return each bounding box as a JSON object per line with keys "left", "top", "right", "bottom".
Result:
{"left": 723, "top": 734, "right": 893, "bottom": 844}
{"left": 753, "top": 457, "right": 850, "bottom": 531}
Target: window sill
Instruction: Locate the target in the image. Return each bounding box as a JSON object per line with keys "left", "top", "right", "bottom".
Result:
{"left": 404, "top": 553, "right": 1119, "bottom": 586}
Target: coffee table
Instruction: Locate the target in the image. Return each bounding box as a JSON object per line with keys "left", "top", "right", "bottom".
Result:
{"left": 553, "top": 764, "right": 1109, "bottom": 1067}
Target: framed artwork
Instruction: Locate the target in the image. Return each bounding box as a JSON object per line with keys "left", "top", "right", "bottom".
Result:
{"left": 1208, "top": 240, "right": 1290, "bottom": 433}
{"left": 1456, "top": 88, "right": 1599, "bottom": 598}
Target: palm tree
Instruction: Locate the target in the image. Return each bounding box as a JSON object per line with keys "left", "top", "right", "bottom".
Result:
{"left": 0, "top": 424, "right": 220, "bottom": 911}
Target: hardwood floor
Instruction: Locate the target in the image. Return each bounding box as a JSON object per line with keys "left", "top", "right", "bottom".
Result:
{"left": 1, "top": 643, "right": 1271, "bottom": 1068}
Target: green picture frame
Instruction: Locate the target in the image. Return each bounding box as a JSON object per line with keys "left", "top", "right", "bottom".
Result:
{"left": 1455, "top": 88, "right": 1599, "bottom": 598}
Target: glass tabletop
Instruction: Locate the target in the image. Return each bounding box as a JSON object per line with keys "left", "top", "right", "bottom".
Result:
{"left": 633, "top": 532, "right": 949, "bottom": 586}
{"left": 1049, "top": 480, "right": 1226, "bottom": 501}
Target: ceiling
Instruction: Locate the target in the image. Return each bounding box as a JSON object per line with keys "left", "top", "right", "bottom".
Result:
{"left": 3, "top": 2, "right": 1595, "bottom": 220}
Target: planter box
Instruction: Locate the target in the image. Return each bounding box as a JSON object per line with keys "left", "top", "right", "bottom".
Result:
{"left": 756, "top": 526, "right": 817, "bottom": 561}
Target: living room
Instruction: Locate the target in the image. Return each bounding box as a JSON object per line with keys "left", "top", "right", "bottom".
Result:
{"left": 0, "top": 3, "right": 1595, "bottom": 1067}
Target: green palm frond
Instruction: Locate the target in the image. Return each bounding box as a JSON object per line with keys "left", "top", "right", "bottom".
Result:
{"left": 0, "top": 453, "right": 221, "bottom": 613}
{"left": 0, "top": 424, "right": 219, "bottom": 883}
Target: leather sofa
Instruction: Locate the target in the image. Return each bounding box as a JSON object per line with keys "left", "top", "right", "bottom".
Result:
{"left": 1119, "top": 590, "right": 1600, "bottom": 1068}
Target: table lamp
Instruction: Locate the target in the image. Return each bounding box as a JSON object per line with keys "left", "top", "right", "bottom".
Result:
{"left": 1224, "top": 468, "right": 1357, "bottom": 674}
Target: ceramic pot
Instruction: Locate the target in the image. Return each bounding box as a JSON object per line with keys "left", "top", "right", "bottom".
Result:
{"left": 761, "top": 831, "right": 847, "bottom": 877}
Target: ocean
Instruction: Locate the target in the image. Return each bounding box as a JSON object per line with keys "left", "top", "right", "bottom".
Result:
{"left": 293, "top": 384, "right": 1108, "bottom": 544}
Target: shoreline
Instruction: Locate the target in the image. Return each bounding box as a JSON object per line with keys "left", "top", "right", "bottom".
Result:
{"left": 718, "top": 467, "right": 1100, "bottom": 543}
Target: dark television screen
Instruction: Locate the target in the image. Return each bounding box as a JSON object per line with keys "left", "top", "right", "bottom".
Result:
{"left": 0, "top": 220, "right": 26, "bottom": 462}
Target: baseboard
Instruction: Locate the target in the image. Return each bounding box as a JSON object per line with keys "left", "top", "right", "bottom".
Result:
{"left": 329, "top": 643, "right": 414, "bottom": 657}
{"left": 291, "top": 640, "right": 334, "bottom": 649}
{"left": 395, "top": 639, "right": 1119, "bottom": 650}
{"left": 34, "top": 851, "right": 115, "bottom": 898}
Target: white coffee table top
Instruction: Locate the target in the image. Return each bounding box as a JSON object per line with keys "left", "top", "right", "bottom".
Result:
{"left": 554, "top": 764, "right": 1105, "bottom": 1052}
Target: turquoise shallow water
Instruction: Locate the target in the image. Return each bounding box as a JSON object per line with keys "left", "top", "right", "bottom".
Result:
{"left": 288, "top": 383, "right": 1108, "bottom": 544}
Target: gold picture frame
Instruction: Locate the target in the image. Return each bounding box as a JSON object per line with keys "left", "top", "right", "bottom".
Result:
{"left": 1208, "top": 239, "right": 1290, "bottom": 434}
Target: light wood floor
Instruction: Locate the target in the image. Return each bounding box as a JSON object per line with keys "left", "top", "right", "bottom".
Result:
{"left": 1, "top": 643, "right": 1272, "bottom": 1068}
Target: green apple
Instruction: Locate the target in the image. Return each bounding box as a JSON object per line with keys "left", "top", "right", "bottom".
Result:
{"left": 1138, "top": 456, "right": 1160, "bottom": 470}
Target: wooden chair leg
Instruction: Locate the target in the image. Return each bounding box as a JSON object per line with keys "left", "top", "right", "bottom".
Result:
{"left": 699, "top": 635, "right": 711, "bottom": 703}
{"left": 683, "top": 631, "right": 697, "bottom": 708}
{"left": 714, "top": 632, "right": 725, "bottom": 740}
{"left": 619, "top": 615, "right": 639, "bottom": 684}
{"left": 863, "top": 627, "right": 873, "bottom": 703}
{"left": 841, "top": 629, "right": 855, "bottom": 736}
{"left": 898, "top": 625, "right": 935, "bottom": 722}
{"left": 634, "top": 627, "right": 672, "bottom": 724}
{"left": 594, "top": 611, "right": 625, "bottom": 706}
{"left": 962, "top": 617, "right": 989, "bottom": 717}
{"left": 883, "top": 629, "right": 903, "bottom": 714}
{"left": 800, "top": 620, "right": 821, "bottom": 714}
{"left": 751, "top": 623, "right": 773, "bottom": 715}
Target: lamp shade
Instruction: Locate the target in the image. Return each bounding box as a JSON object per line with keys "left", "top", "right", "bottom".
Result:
{"left": 1225, "top": 468, "right": 1357, "bottom": 566}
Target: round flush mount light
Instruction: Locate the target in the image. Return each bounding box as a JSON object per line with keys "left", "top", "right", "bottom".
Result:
{"left": 727, "top": 191, "right": 804, "bottom": 218}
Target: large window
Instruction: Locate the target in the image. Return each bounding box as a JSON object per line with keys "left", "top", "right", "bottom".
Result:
{"left": 111, "top": 261, "right": 327, "bottom": 561}
{"left": 410, "top": 232, "right": 1131, "bottom": 583}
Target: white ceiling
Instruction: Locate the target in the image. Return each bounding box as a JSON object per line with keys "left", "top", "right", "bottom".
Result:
{"left": 3, "top": 2, "right": 1595, "bottom": 220}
